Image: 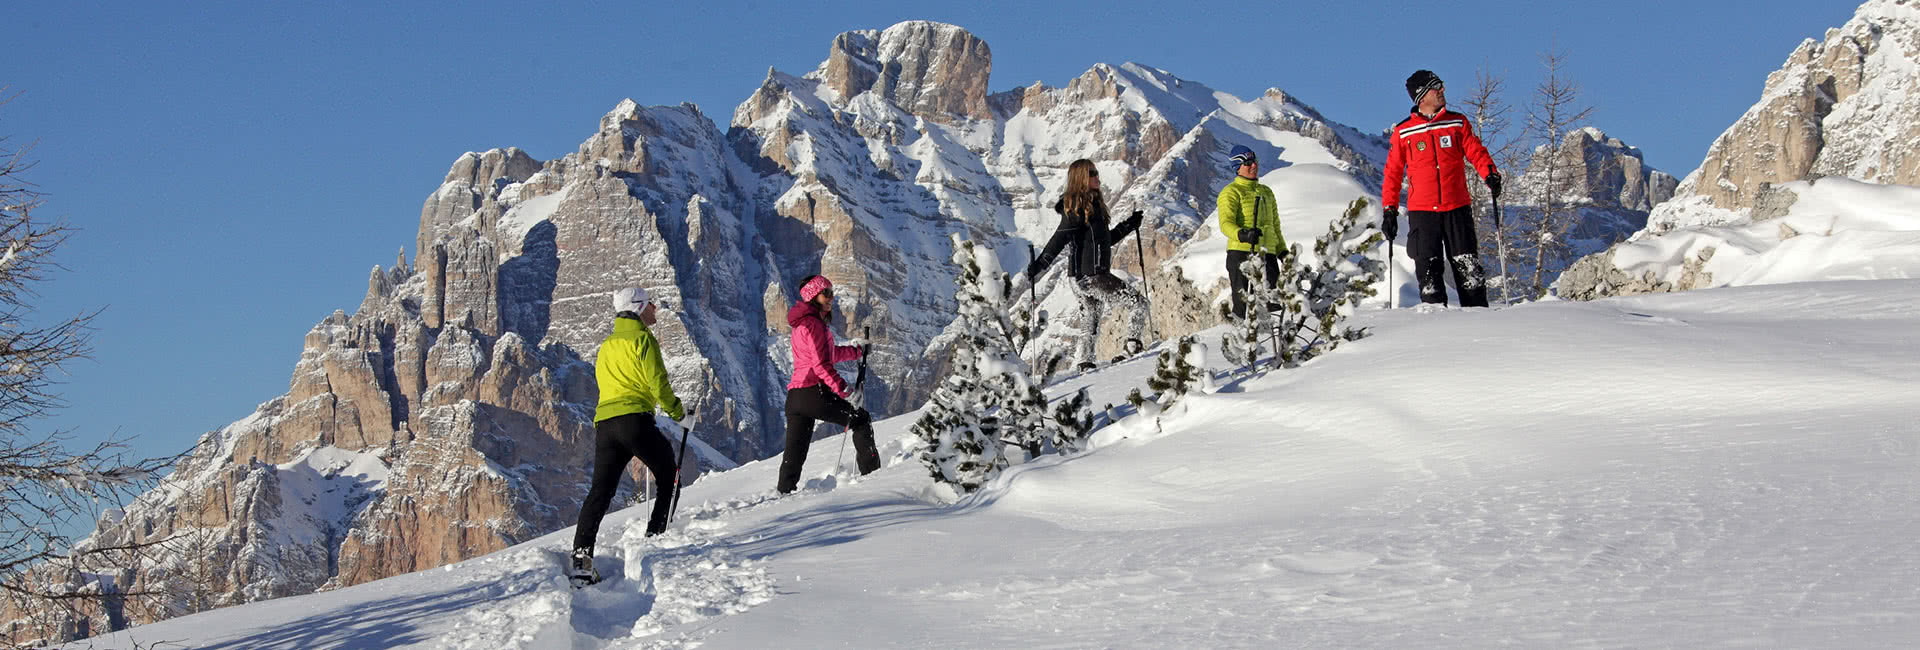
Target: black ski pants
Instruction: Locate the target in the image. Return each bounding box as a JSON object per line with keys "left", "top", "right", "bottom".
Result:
{"left": 777, "top": 385, "right": 879, "bottom": 494}
{"left": 1407, "top": 206, "right": 1489, "bottom": 307}
{"left": 574, "top": 413, "right": 677, "bottom": 552}
{"left": 1225, "top": 249, "right": 1280, "bottom": 319}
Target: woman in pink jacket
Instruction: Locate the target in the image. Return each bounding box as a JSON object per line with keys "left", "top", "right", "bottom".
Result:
{"left": 777, "top": 275, "right": 879, "bottom": 493}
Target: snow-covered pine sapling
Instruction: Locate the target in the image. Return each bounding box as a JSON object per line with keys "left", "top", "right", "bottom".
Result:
{"left": 916, "top": 234, "right": 1102, "bottom": 494}
{"left": 1145, "top": 336, "right": 1206, "bottom": 406}
{"left": 1218, "top": 284, "right": 1261, "bottom": 374}
{"left": 913, "top": 235, "right": 1021, "bottom": 493}
{"left": 1222, "top": 249, "right": 1305, "bottom": 370}
{"left": 1257, "top": 197, "right": 1386, "bottom": 369}
{"left": 1050, "top": 387, "right": 1096, "bottom": 454}
{"left": 1298, "top": 198, "right": 1385, "bottom": 354}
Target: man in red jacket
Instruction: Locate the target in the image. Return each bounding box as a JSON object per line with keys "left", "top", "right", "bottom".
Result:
{"left": 1381, "top": 70, "right": 1502, "bottom": 308}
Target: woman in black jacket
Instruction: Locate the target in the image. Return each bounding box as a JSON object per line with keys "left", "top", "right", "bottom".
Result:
{"left": 1024, "top": 158, "right": 1149, "bottom": 368}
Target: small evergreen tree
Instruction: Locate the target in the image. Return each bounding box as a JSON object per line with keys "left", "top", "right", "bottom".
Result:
{"left": 915, "top": 235, "right": 1098, "bottom": 495}
{"left": 1221, "top": 198, "right": 1384, "bottom": 372}
{"left": 1145, "top": 336, "right": 1206, "bottom": 406}
{"left": 1049, "top": 387, "right": 1096, "bottom": 454}
{"left": 1289, "top": 198, "right": 1386, "bottom": 361}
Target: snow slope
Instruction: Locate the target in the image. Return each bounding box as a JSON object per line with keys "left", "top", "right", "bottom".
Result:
{"left": 1597, "top": 177, "right": 1920, "bottom": 291}
{"left": 74, "top": 279, "right": 1920, "bottom": 649}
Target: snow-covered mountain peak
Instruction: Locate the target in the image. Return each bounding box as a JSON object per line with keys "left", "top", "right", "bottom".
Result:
{"left": 1663, "top": 0, "right": 1920, "bottom": 225}
{"left": 1557, "top": 0, "right": 1920, "bottom": 301}
{"left": 809, "top": 20, "right": 993, "bottom": 122}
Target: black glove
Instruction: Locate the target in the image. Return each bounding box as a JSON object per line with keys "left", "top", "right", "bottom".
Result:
{"left": 859, "top": 343, "right": 870, "bottom": 359}
{"left": 1236, "top": 227, "right": 1262, "bottom": 245}
{"left": 1126, "top": 210, "right": 1144, "bottom": 230}
{"left": 1485, "top": 172, "right": 1503, "bottom": 198}
{"left": 1382, "top": 207, "right": 1399, "bottom": 238}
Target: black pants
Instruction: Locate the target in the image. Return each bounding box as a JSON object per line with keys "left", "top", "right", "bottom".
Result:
{"left": 1225, "top": 249, "right": 1280, "bottom": 319}
{"left": 777, "top": 385, "right": 879, "bottom": 494}
{"left": 574, "top": 413, "right": 677, "bottom": 552}
{"left": 1407, "top": 206, "right": 1489, "bottom": 307}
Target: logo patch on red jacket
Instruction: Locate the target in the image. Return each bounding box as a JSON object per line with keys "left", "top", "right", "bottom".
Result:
{"left": 1416, "top": 142, "right": 1427, "bottom": 151}
{"left": 1439, "top": 135, "right": 1454, "bottom": 148}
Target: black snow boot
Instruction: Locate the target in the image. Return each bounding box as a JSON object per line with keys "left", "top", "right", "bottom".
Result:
{"left": 569, "top": 548, "right": 601, "bottom": 588}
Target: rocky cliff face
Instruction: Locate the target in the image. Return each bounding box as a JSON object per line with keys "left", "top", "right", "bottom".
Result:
{"left": 15, "top": 20, "right": 1401, "bottom": 643}
{"left": 1657, "top": 0, "right": 1920, "bottom": 226}
{"left": 1558, "top": 0, "right": 1918, "bottom": 300}
{"left": 1507, "top": 126, "right": 1680, "bottom": 250}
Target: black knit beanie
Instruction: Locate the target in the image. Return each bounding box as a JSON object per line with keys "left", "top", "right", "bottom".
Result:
{"left": 1406, "top": 70, "right": 1443, "bottom": 103}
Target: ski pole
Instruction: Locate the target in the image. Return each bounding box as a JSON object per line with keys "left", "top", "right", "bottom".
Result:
{"left": 1492, "top": 199, "right": 1510, "bottom": 305}
{"left": 835, "top": 326, "right": 870, "bottom": 475}
{"left": 1026, "top": 241, "right": 1040, "bottom": 337}
{"left": 668, "top": 407, "right": 696, "bottom": 524}
{"left": 1132, "top": 213, "right": 1158, "bottom": 343}
{"left": 1385, "top": 221, "right": 1396, "bottom": 310}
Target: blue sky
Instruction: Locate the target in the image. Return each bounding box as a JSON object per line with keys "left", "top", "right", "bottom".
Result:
{"left": 9, "top": 0, "right": 1859, "bottom": 466}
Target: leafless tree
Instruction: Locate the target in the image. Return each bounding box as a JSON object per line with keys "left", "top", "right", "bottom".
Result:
{"left": 0, "top": 87, "right": 178, "bottom": 647}
{"left": 1516, "top": 49, "right": 1596, "bottom": 298}
{"left": 1458, "top": 65, "right": 1531, "bottom": 304}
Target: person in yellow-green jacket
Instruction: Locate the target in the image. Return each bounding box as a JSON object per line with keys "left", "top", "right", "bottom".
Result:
{"left": 1218, "top": 144, "right": 1287, "bottom": 319}
{"left": 571, "top": 286, "right": 685, "bottom": 587}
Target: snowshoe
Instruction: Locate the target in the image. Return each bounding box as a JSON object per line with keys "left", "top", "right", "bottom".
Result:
{"left": 569, "top": 548, "right": 602, "bottom": 588}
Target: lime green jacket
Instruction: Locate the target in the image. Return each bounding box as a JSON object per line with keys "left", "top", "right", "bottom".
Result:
{"left": 1216, "top": 176, "right": 1286, "bottom": 254}
{"left": 594, "top": 317, "right": 684, "bottom": 422}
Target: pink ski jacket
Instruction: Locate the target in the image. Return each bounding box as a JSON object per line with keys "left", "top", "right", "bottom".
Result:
{"left": 787, "top": 301, "right": 861, "bottom": 397}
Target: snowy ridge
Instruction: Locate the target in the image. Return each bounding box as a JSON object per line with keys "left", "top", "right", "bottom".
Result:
{"left": 71, "top": 277, "right": 1920, "bottom": 649}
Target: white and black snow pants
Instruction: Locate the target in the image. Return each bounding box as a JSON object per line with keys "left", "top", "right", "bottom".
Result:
{"left": 1407, "top": 206, "right": 1489, "bottom": 307}
{"left": 1072, "top": 273, "right": 1149, "bottom": 365}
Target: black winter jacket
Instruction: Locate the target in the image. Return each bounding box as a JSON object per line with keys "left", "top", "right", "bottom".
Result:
{"left": 1026, "top": 198, "right": 1142, "bottom": 279}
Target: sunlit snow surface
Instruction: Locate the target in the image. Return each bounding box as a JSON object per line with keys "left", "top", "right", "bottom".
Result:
{"left": 77, "top": 280, "right": 1920, "bottom": 649}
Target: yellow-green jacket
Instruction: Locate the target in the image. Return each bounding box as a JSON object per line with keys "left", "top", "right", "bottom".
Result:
{"left": 594, "top": 317, "right": 684, "bottom": 422}
{"left": 1216, "top": 176, "right": 1286, "bottom": 254}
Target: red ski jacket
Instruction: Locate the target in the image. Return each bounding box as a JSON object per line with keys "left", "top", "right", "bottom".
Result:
{"left": 1382, "top": 108, "right": 1498, "bottom": 213}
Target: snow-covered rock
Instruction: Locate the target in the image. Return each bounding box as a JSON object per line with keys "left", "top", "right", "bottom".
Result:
{"left": 1559, "top": 0, "right": 1920, "bottom": 300}
{"left": 1663, "top": 0, "right": 1920, "bottom": 223}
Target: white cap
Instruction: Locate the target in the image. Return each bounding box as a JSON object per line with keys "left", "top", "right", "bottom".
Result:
{"left": 612, "top": 287, "right": 651, "bottom": 314}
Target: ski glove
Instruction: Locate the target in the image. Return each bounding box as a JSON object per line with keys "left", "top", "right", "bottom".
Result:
{"left": 1382, "top": 207, "right": 1399, "bottom": 239}
{"left": 1125, "top": 210, "right": 1144, "bottom": 230}
{"left": 1485, "top": 172, "right": 1503, "bottom": 198}
{"left": 1236, "top": 227, "right": 1262, "bottom": 246}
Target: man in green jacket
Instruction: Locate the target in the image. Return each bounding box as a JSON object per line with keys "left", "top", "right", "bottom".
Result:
{"left": 571, "top": 286, "right": 686, "bottom": 587}
{"left": 1217, "top": 144, "right": 1287, "bottom": 319}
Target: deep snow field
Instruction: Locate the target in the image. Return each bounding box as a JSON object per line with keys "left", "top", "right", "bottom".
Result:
{"left": 72, "top": 275, "right": 1920, "bottom": 649}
